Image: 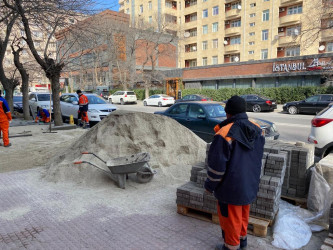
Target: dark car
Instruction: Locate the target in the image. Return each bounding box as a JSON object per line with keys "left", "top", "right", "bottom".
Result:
{"left": 283, "top": 94, "right": 333, "bottom": 115}
{"left": 175, "top": 94, "right": 213, "bottom": 103}
{"left": 99, "top": 91, "right": 109, "bottom": 100}
{"left": 240, "top": 94, "right": 277, "bottom": 112}
{"left": 13, "top": 96, "right": 23, "bottom": 113}
{"left": 154, "top": 101, "right": 279, "bottom": 142}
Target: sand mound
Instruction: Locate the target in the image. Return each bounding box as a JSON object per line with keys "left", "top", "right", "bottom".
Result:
{"left": 42, "top": 110, "right": 206, "bottom": 186}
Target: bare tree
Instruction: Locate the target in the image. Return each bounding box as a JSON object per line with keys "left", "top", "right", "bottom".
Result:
{"left": 3, "top": 0, "right": 96, "bottom": 125}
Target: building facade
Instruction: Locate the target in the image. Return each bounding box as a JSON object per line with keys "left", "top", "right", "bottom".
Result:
{"left": 119, "top": 0, "right": 333, "bottom": 68}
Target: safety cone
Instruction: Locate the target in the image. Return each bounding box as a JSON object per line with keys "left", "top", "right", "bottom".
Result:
{"left": 69, "top": 115, "right": 74, "bottom": 125}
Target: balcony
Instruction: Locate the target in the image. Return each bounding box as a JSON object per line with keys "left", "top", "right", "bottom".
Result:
{"left": 184, "top": 5, "right": 197, "bottom": 15}
{"left": 224, "top": 44, "right": 240, "bottom": 53}
{"left": 280, "top": 0, "right": 303, "bottom": 6}
{"left": 183, "top": 20, "right": 197, "bottom": 29}
{"left": 165, "top": 7, "right": 177, "bottom": 15}
{"left": 225, "top": 26, "right": 241, "bottom": 36}
{"left": 225, "top": 9, "right": 241, "bottom": 19}
{"left": 278, "top": 35, "right": 300, "bottom": 45}
{"left": 279, "top": 14, "right": 301, "bottom": 26}
{"left": 321, "top": 29, "right": 333, "bottom": 41}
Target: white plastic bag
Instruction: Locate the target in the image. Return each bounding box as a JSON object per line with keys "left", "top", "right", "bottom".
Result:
{"left": 272, "top": 201, "right": 312, "bottom": 249}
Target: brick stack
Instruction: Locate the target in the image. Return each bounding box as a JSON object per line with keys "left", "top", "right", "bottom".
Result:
{"left": 250, "top": 153, "right": 287, "bottom": 220}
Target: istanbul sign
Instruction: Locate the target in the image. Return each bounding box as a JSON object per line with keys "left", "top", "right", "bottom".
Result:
{"left": 272, "top": 58, "right": 333, "bottom": 73}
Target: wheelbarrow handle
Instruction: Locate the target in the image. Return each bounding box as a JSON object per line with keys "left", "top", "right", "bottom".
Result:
{"left": 81, "top": 152, "right": 106, "bottom": 164}
{"left": 74, "top": 161, "right": 83, "bottom": 164}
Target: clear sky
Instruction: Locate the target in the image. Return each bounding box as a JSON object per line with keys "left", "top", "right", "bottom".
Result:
{"left": 93, "top": 0, "right": 119, "bottom": 12}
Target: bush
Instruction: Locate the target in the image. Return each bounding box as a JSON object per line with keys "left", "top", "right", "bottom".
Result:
{"left": 181, "top": 86, "right": 333, "bottom": 104}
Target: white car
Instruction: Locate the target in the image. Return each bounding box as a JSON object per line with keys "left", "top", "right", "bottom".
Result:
{"left": 143, "top": 94, "right": 175, "bottom": 107}
{"left": 308, "top": 103, "right": 333, "bottom": 158}
{"left": 28, "top": 92, "right": 53, "bottom": 119}
{"left": 108, "top": 91, "right": 137, "bottom": 105}
{"left": 60, "top": 93, "right": 117, "bottom": 125}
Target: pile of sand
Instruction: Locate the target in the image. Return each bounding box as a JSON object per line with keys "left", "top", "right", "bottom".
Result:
{"left": 42, "top": 110, "right": 207, "bottom": 186}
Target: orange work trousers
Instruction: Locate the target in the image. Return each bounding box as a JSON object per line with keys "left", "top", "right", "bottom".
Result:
{"left": 0, "top": 120, "right": 10, "bottom": 146}
{"left": 41, "top": 116, "right": 50, "bottom": 123}
{"left": 217, "top": 202, "right": 250, "bottom": 249}
{"left": 80, "top": 111, "right": 89, "bottom": 123}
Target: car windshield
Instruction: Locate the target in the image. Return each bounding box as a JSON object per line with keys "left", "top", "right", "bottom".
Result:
{"left": 13, "top": 96, "right": 22, "bottom": 102}
{"left": 204, "top": 104, "right": 226, "bottom": 118}
{"left": 259, "top": 96, "right": 270, "bottom": 100}
{"left": 87, "top": 95, "right": 107, "bottom": 104}
{"left": 37, "top": 94, "right": 51, "bottom": 101}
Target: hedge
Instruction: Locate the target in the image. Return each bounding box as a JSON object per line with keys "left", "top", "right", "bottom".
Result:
{"left": 109, "top": 86, "right": 333, "bottom": 104}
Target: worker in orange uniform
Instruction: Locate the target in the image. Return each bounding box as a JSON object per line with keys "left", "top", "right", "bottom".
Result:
{"left": 35, "top": 107, "right": 50, "bottom": 123}
{"left": 76, "top": 89, "right": 89, "bottom": 128}
{"left": 0, "top": 90, "right": 12, "bottom": 147}
{"left": 205, "top": 96, "right": 265, "bottom": 250}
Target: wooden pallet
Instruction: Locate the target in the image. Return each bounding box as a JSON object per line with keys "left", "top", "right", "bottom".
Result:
{"left": 281, "top": 195, "right": 307, "bottom": 208}
{"left": 177, "top": 204, "right": 270, "bottom": 237}
{"left": 321, "top": 233, "right": 333, "bottom": 250}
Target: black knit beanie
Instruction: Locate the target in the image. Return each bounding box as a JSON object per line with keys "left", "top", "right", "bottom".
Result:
{"left": 225, "top": 95, "right": 246, "bottom": 115}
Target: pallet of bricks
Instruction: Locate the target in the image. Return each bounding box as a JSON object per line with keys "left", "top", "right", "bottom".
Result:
{"left": 176, "top": 140, "right": 314, "bottom": 237}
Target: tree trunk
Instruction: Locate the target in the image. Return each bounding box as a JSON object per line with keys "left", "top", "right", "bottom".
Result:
{"left": 50, "top": 75, "right": 63, "bottom": 126}
{"left": 22, "top": 79, "right": 30, "bottom": 120}
{"left": 145, "top": 80, "right": 149, "bottom": 99}
{"left": 4, "top": 86, "right": 14, "bottom": 113}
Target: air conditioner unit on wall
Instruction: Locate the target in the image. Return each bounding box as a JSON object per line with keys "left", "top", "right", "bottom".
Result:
{"left": 279, "top": 8, "right": 285, "bottom": 12}
{"left": 278, "top": 47, "right": 284, "bottom": 51}
{"left": 278, "top": 27, "right": 284, "bottom": 32}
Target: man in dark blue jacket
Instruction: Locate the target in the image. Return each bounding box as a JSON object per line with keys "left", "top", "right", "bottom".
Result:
{"left": 205, "top": 95, "right": 265, "bottom": 250}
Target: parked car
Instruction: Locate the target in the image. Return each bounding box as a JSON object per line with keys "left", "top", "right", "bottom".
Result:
{"left": 239, "top": 94, "right": 277, "bottom": 112}
{"left": 283, "top": 94, "right": 333, "bottom": 115}
{"left": 60, "top": 93, "right": 117, "bottom": 126}
{"left": 308, "top": 103, "right": 333, "bottom": 158}
{"left": 99, "top": 91, "right": 110, "bottom": 100}
{"left": 154, "top": 101, "right": 279, "bottom": 142}
{"left": 143, "top": 94, "right": 175, "bottom": 107}
{"left": 13, "top": 96, "right": 23, "bottom": 113}
{"left": 28, "top": 92, "right": 52, "bottom": 119}
{"left": 175, "top": 94, "right": 213, "bottom": 103}
{"left": 108, "top": 91, "right": 137, "bottom": 105}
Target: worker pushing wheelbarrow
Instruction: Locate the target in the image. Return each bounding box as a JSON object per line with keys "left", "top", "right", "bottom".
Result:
{"left": 74, "top": 152, "right": 155, "bottom": 189}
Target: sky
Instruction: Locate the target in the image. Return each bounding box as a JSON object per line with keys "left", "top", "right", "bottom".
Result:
{"left": 93, "top": 0, "right": 119, "bottom": 12}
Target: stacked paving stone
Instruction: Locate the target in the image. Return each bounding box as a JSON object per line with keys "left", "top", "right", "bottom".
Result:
{"left": 250, "top": 153, "right": 287, "bottom": 220}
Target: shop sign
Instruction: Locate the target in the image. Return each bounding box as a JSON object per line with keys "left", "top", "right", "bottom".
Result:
{"left": 272, "top": 58, "right": 333, "bottom": 73}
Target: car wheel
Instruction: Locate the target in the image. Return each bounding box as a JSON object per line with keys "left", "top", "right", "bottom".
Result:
{"left": 120, "top": 99, "right": 125, "bottom": 105}
{"left": 158, "top": 102, "right": 162, "bottom": 107}
{"left": 252, "top": 104, "right": 261, "bottom": 112}
{"left": 288, "top": 106, "right": 297, "bottom": 115}
{"left": 143, "top": 101, "right": 147, "bottom": 106}
{"left": 62, "top": 116, "right": 67, "bottom": 123}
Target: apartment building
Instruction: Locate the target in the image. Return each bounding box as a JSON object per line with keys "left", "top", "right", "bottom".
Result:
{"left": 119, "top": 0, "right": 333, "bottom": 68}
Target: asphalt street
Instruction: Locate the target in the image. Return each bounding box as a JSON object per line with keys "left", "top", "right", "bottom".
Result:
{"left": 114, "top": 101, "right": 314, "bottom": 143}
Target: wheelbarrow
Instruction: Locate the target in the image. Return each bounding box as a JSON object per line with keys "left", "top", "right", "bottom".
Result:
{"left": 74, "top": 152, "right": 155, "bottom": 189}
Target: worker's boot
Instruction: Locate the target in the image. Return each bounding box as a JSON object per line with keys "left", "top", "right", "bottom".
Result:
{"left": 215, "top": 244, "right": 239, "bottom": 250}
{"left": 4, "top": 143, "right": 12, "bottom": 147}
{"left": 240, "top": 237, "right": 247, "bottom": 250}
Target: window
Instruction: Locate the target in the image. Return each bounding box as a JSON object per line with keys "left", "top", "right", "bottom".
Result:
{"left": 230, "top": 36, "right": 241, "bottom": 45}
{"left": 328, "top": 20, "right": 333, "bottom": 28}
{"left": 327, "top": 42, "right": 333, "bottom": 52}
{"left": 262, "top": 29, "right": 269, "bottom": 40}
{"left": 148, "top": 16, "right": 152, "bottom": 23}
{"left": 286, "top": 26, "right": 301, "bottom": 36}
{"left": 250, "top": 13, "right": 256, "bottom": 17}
{"left": 202, "top": 57, "right": 208, "bottom": 66}
{"left": 287, "top": 5, "right": 302, "bottom": 15}
{"left": 212, "top": 39, "right": 218, "bottom": 48}
{"left": 148, "top": 1, "right": 152, "bottom": 10}
{"left": 249, "top": 32, "right": 255, "bottom": 36}
{"left": 250, "top": 22, "right": 255, "bottom": 27}
{"left": 231, "top": 55, "right": 240, "bottom": 62}
{"left": 249, "top": 50, "right": 254, "bottom": 54}
{"left": 320, "top": 95, "right": 333, "bottom": 102}
{"left": 189, "top": 29, "right": 197, "bottom": 37}
{"left": 126, "top": 8, "right": 129, "bottom": 14}
{"left": 33, "top": 31, "right": 42, "bottom": 37}
{"left": 263, "top": 10, "right": 269, "bottom": 21}
{"left": 139, "top": 4, "right": 143, "bottom": 13}
{"left": 212, "top": 56, "right": 218, "bottom": 65}
{"left": 20, "top": 30, "right": 25, "bottom": 36}
{"left": 261, "top": 49, "right": 268, "bottom": 59}
{"left": 188, "top": 104, "right": 205, "bottom": 118}
{"left": 286, "top": 46, "right": 300, "bottom": 56}
{"left": 249, "top": 41, "right": 255, "bottom": 45}
{"left": 203, "top": 9, "right": 208, "bottom": 18}
{"left": 202, "top": 25, "right": 208, "bottom": 34}
{"left": 231, "top": 19, "right": 241, "bottom": 27}
{"left": 212, "top": 6, "right": 219, "bottom": 15}
{"left": 231, "top": 2, "right": 241, "bottom": 9}
{"left": 34, "top": 41, "right": 40, "bottom": 47}
{"left": 250, "top": 3, "right": 256, "bottom": 7}
{"left": 189, "top": 60, "right": 197, "bottom": 67}
{"left": 212, "top": 22, "right": 218, "bottom": 32}
{"left": 264, "top": 0, "right": 270, "bottom": 1}
{"left": 202, "top": 41, "right": 208, "bottom": 50}
{"left": 169, "top": 104, "right": 188, "bottom": 116}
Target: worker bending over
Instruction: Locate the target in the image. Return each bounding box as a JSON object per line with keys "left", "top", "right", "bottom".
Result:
{"left": 205, "top": 96, "right": 265, "bottom": 250}
{"left": 0, "top": 90, "right": 12, "bottom": 147}
{"left": 76, "top": 89, "right": 89, "bottom": 128}
{"left": 35, "top": 107, "right": 50, "bottom": 123}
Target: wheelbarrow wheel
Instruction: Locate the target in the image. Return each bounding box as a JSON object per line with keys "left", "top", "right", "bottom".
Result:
{"left": 136, "top": 165, "right": 154, "bottom": 183}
